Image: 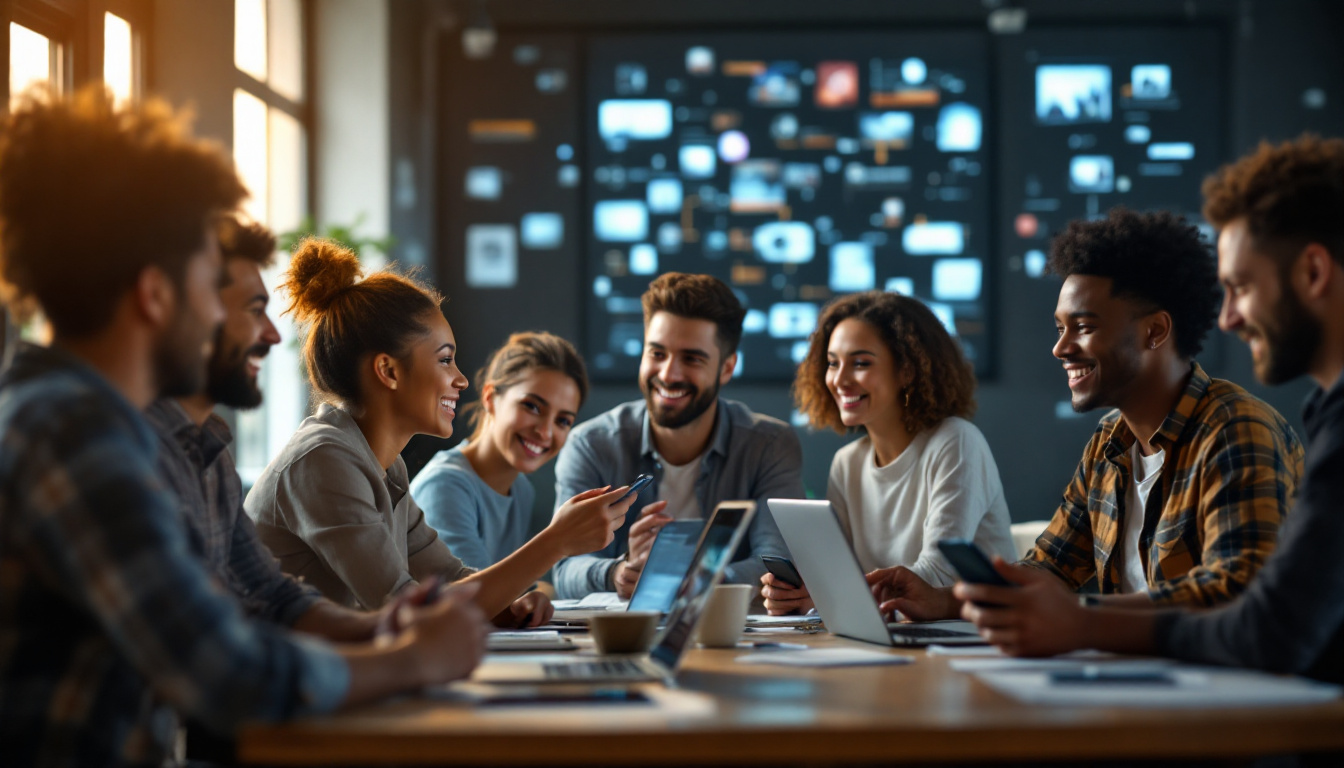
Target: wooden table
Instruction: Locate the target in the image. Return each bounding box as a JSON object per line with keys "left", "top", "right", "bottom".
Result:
{"left": 239, "top": 632, "right": 1344, "bottom": 765}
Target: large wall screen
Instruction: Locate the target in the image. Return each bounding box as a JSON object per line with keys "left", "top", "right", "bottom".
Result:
{"left": 585, "top": 32, "right": 992, "bottom": 381}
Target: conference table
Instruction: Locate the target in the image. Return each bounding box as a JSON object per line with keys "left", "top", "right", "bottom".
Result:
{"left": 239, "top": 630, "right": 1344, "bottom": 765}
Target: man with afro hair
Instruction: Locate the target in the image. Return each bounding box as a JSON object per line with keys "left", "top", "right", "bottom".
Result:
{"left": 867, "top": 207, "right": 1302, "bottom": 622}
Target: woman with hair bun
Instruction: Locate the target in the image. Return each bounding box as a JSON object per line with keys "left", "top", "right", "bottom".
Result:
{"left": 761, "top": 291, "right": 1015, "bottom": 615}
{"left": 411, "top": 332, "right": 590, "bottom": 571}
{"left": 245, "top": 239, "right": 635, "bottom": 624}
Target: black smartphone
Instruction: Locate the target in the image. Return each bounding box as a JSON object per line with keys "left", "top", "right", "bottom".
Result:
{"left": 616, "top": 473, "right": 654, "bottom": 503}
{"left": 936, "top": 539, "right": 1014, "bottom": 587}
{"left": 761, "top": 555, "right": 804, "bottom": 589}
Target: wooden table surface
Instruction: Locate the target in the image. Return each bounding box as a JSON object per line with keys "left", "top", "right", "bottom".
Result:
{"left": 239, "top": 632, "right": 1344, "bottom": 765}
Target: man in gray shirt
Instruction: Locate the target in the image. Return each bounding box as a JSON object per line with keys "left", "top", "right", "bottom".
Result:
{"left": 955, "top": 135, "right": 1344, "bottom": 685}
{"left": 553, "top": 273, "right": 802, "bottom": 599}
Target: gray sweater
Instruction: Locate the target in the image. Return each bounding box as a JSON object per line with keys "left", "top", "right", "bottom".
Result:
{"left": 245, "top": 404, "right": 473, "bottom": 610}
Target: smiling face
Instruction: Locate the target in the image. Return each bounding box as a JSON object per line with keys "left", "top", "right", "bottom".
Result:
{"left": 1217, "top": 218, "right": 1322, "bottom": 385}
{"left": 205, "top": 257, "right": 281, "bottom": 409}
{"left": 825, "top": 317, "right": 906, "bottom": 432}
{"left": 1052, "top": 274, "right": 1147, "bottom": 413}
{"left": 639, "top": 311, "right": 735, "bottom": 429}
{"left": 394, "top": 310, "right": 469, "bottom": 438}
{"left": 483, "top": 368, "right": 581, "bottom": 475}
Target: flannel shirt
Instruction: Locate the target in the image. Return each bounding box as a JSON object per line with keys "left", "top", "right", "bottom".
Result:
{"left": 0, "top": 345, "right": 347, "bottom": 767}
{"left": 1023, "top": 363, "right": 1303, "bottom": 607}
{"left": 145, "top": 399, "right": 322, "bottom": 626}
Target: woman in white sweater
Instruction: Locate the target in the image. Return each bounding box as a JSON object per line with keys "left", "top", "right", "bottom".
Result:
{"left": 762, "top": 291, "right": 1015, "bottom": 614}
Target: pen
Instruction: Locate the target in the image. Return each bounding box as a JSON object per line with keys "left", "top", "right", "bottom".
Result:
{"left": 744, "top": 641, "right": 808, "bottom": 650}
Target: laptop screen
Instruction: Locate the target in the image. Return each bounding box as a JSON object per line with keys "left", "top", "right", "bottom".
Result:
{"left": 648, "top": 501, "right": 756, "bottom": 669}
{"left": 627, "top": 520, "right": 703, "bottom": 613}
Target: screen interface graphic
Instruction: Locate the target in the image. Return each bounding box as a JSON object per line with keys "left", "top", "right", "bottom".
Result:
{"left": 586, "top": 32, "right": 991, "bottom": 380}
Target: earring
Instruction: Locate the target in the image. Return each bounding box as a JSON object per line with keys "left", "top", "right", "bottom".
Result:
{"left": 903, "top": 388, "right": 911, "bottom": 408}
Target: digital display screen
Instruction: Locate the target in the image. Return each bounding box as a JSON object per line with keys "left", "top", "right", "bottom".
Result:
{"left": 585, "top": 32, "right": 992, "bottom": 380}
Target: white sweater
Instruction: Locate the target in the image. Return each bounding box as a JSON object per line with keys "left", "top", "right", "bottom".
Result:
{"left": 828, "top": 417, "right": 1016, "bottom": 587}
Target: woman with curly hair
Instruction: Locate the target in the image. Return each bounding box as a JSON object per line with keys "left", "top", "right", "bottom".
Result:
{"left": 762, "top": 291, "right": 1014, "bottom": 615}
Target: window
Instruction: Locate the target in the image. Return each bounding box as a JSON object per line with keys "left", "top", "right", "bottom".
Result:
{"left": 103, "top": 12, "right": 136, "bottom": 104}
{"left": 232, "top": 0, "right": 309, "bottom": 484}
{"left": 9, "top": 21, "right": 61, "bottom": 110}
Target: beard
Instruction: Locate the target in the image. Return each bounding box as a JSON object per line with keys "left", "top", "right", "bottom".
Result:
{"left": 1247, "top": 285, "right": 1322, "bottom": 385}
{"left": 154, "top": 309, "right": 214, "bottom": 399}
{"left": 643, "top": 375, "right": 720, "bottom": 429}
{"left": 205, "top": 327, "right": 267, "bottom": 409}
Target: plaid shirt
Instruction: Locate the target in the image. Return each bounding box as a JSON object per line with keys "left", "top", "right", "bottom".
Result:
{"left": 145, "top": 399, "right": 321, "bottom": 626}
{"left": 0, "top": 345, "right": 347, "bottom": 767}
{"left": 1023, "top": 363, "right": 1303, "bottom": 607}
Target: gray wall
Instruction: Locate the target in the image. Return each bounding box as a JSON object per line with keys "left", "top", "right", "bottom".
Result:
{"left": 392, "top": 0, "right": 1344, "bottom": 531}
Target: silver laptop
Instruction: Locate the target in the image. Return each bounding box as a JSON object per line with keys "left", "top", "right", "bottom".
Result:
{"left": 475, "top": 501, "right": 756, "bottom": 684}
{"left": 550, "top": 519, "right": 705, "bottom": 623}
{"left": 768, "top": 499, "right": 985, "bottom": 647}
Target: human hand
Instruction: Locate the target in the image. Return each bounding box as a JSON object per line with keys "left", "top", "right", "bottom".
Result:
{"left": 956, "top": 558, "right": 1087, "bottom": 657}
{"left": 760, "top": 572, "right": 813, "bottom": 615}
{"left": 625, "top": 501, "right": 671, "bottom": 568}
{"left": 373, "top": 575, "right": 444, "bottom": 647}
{"left": 866, "top": 566, "right": 959, "bottom": 621}
{"left": 402, "top": 582, "right": 490, "bottom": 684}
{"left": 546, "top": 485, "right": 639, "bottom": 557}
{"left": 496, "top": 590, "right": 554, "bottom": 628}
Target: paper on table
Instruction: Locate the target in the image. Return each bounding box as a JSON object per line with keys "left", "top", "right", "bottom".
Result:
{"left": 486, "top": 631, "right": 574, "bottom": 652}
{"left": 926, "top": 644, "right": 1005, "bottom": 657}
{"left": 975, "top": 666, "right": 1342, "bottom": 707}
{"left": 746, "top": 614, "right": 824, "bottom": 628}
{"left": 552, "top": 592, "right": 628, "bottom": 610}
{"left": 737, "top": 648, "right": 914, "bottom": 667}
{"left": 950, "top": 656, "right": 1149, "bottom": 674}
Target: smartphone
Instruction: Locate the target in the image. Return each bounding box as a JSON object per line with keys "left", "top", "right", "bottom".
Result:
{"left": 616, "top": 473, "right": 654, "bottom": 503}
{"left": 935, "top": 539, "right": 1014, "bottom": 587}
{"left": 761, "top": 555, "right": 804, "bottom": 589}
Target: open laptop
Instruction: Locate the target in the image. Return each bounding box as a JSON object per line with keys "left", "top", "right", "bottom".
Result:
{"left": 475, "top": 501, "right": 756, "bottom": 684}
{"left": 768, "top": 499, "right": 985, "bottom": 647}
{"left": 550, "top": 519, "right": 705, "bottom": 623}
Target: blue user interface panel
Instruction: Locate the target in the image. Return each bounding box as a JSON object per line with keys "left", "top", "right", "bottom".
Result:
{"left": 585, "top": 32, "right": 991, "bottom": 381}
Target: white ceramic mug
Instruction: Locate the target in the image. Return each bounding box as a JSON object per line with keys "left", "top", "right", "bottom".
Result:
{"left": 695, "top": 583, "right": 754, "bottom": 647}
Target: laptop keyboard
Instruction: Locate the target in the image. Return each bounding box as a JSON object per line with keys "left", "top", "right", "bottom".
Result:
{"left": 889, "top": 626, "right": 976, "bottom": 639}
{"left": 542, "top": 659, "right": 647, "bottom": 680}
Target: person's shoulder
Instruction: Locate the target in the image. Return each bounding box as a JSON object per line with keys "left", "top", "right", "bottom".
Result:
{"left": 0, "top": 364, "right": 142, "bottom": 450}
{"left": 411, "top": 445, "right": 481, "bottom": 493}
{"left": 568, "top": 399, "right": 646, "bottom": 441}
{"left": 721, "top": 398, "right": 793, "bottom": 435}
{"left": 1193, "top": 377, "right": 1299, "bottom": 450}
{"left": 831, "top": 434, "right": 870, "bottom": 467}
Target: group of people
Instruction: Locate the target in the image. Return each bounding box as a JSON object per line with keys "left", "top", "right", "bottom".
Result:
{"left": 0, "top": 86, "right": 1341, "bottom": 766}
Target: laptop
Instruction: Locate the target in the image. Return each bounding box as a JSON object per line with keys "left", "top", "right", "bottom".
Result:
{"left": 550, "top": 519, "right": 705, "bottom": 623}
{"left": 767, "top": 499, "right": 985, "bottom": 647}
{"left": 474, "top": 501, "right": 756, "bottom": 684}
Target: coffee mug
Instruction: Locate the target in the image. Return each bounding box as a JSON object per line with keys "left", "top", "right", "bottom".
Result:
{"left": 589, "top": 611, "right": 660, "bottom": 655}
{"left": 695, "top": 583, "right": 754, "bottom": 647}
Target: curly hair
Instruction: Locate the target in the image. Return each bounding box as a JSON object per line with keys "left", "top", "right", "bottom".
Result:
{"left": 794, "top": 291, "right": 976, "bottom": 435}
{"left": 282, "top": 237, "right": 444, "bottom": 406}
{"left": 218, "top": 216, "right": 277, "bottom": 270}
{"left": 1047, "top": 208, "right": 1219, "bottom": 359}
{"left": 0, "top": 85, "right": 246, "bottom": 338}
{"left": 464, "top": 331, "right": 589, "bottom": 442}
{"left": 641, "top": 272, "right": 746, "bottom": 358}
{"left": 1202, "top": 134, "right": 1344, "bottom": 268}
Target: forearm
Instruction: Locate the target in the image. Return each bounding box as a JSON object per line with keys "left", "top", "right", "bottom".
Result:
{"left": 553, "top": 553, "right": 620, "bottom": 598}
{"left": 461, "top": 532, "right": 566, "bottom": 615}
{"left": 1079, "top": 607, "right": 1159, "bottom": 655}
{"left": 1097, "top": 591, "right": 1161, "bottom": 610}
{"left": 291, "top": 600, "right": 381, "bottom": 642}
{"left": 337, "top": 639, "right": 422, "bottom": 708}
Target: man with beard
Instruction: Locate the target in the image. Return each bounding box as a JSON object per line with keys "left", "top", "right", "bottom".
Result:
{"left": 552, "top": 272, "right": 801, "bottom": 598}
{"left": 955, "top": 136, "right": 1344, "bottom": 684}
{"left": 869, "top": 208, "right": 1303, "bottom": 621}
{"left": 147, "top": 217, "right": 397, "bottom": 644}
{"left": 0, "top": 89, "right": 487, "bottom": 767}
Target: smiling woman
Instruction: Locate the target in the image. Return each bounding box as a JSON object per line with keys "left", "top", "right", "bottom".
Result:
{"left": 244, "top": 241, "right": 633, "bottom": 625}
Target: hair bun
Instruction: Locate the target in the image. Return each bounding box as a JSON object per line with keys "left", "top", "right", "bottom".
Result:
{"left": 284, "top": 236, "right": 362, "bottom": 322}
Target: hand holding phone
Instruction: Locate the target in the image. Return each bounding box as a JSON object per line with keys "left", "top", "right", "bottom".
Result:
{"left": 936, "top": 539, "right": 1013, "bottom": 608}
{"left": 760, "top": 555, "right": 803, "bottom": 589}
{"left": 616, "top": 473, "right": 654, "bottom": 503}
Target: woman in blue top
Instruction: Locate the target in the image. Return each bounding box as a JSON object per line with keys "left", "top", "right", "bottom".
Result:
{"left": 412, "top": 332, "right": 589, "bottom": 570}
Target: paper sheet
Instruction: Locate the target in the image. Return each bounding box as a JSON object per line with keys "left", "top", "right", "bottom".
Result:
{"left": 552, "top": 592, "right": 628, "bottom": 610}
{"left": 974, "top": 666, "right": 1342, "bottom": 707}
{"left": 736, "top": 648, "right": 914, "bottom": 667}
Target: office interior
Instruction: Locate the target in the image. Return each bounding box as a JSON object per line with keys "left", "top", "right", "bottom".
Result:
{"left": 5, "top": 0, "right": 1342, "bottom": 524}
